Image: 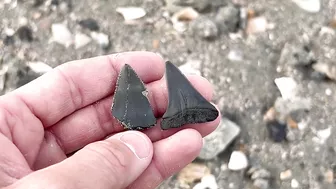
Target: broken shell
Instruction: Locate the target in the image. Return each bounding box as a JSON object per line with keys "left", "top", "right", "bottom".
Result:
{"left": 246, "top": 16, "right": 268, "bottom": 34}
{"left": 116, "top": 7, "right": 146, "bottom": 21}
{"left": 171, "top": 7, "right": 199, "bottom": 32}
{"left": 173, "top": 7, "right": 199, "bottom": 22}
{"left": 177, "top": 163, "right": 211, "bottom": 185}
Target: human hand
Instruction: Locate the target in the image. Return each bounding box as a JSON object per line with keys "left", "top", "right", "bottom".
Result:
{"left": 0, "top": 51, "right": 221, "bottom": 189}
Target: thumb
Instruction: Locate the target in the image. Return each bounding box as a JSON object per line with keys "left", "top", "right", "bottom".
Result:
{"left": 7, "top": 131, "right": 153, "bottom": 189}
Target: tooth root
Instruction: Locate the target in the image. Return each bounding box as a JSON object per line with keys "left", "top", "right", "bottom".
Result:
{"left": 161, "top": 61, "right": 219, "bottom": 130}
{"left": 111, "top": 64, "right": 156, "bottom": 130}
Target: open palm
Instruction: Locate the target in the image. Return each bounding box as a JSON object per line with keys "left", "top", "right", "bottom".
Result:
{"left": 0, "top": 52, "right": 220, "bottom": 189}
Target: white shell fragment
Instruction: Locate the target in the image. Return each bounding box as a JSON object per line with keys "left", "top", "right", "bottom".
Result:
{"left": 75, "top": 33, "right": 92, "bottom": 49}
{"left": 193, "top": 174, "right": 218, "bottom": 189}
{"left": 51, "top": 23, "right": 73, "bottom": 47}
{"left": 291, "top": 179, "right": 299, "bottom": 188}
{"left": 116, "top": 7, "right": 146, "bottom": 21}
{"left": 228, "top": 50, "right": 243, "bottom": 62}
{"left": 246, "top": 16, "right": 268, "bottom": 34}
{"left": 313, "top": 127, "right": 331, "bottom": 144}
{"left": 280, "top": 169, "right": 292, "bottom": 180}
{"left": 171, "top": 7, "right": 199, "bottom": 32}
{"left": 274, "top": 77, "right": 298, "bottom": 100}
{"left": 228, "top": 151, "right": 248, "bottom": 171}
{"left": 5, "top": 28, "right": 15, "bottom": 36}
{"left": 178, "top": 60, "right": 201, "bottom": 75}
{"left": 26, "top": 62, "right": 53, "bottom": 74}
{"left": 292, "top": 0, "right": 321, "bottom": 13}
{"left": 173, "top": 7, "right": 199, "bottom": 21}
{"left": 90, "top": 32, "right": 109, "bottom": 49}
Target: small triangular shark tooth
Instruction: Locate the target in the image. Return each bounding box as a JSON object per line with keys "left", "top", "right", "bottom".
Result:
{"left": 161, "top": 61, "right": 219, "bottom": 130}
{"left": 111, "top": 64, "right": 156, "bottom": 130}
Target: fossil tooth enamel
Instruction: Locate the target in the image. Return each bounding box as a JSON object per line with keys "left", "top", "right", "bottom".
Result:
{"left": 160, "top": 61, "right": 219, "bottom": 130}
{"left": 111, "top": 64, "right": 156, "bottom": 130}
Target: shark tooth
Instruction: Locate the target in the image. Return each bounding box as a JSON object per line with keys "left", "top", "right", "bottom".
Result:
{"left": 161, "top": 61, "right": 219, "bottom": 130}
{"left": 111, "top": 64, "right": 156, "bottom": 130}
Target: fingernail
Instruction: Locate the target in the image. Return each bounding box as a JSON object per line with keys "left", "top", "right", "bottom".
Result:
{"left": 119, "top": 132, "right": 150, "bottom": 159}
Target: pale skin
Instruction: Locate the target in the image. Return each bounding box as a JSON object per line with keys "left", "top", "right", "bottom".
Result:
{"left": 0, "top": 51, "right": 221, "bottom": 189}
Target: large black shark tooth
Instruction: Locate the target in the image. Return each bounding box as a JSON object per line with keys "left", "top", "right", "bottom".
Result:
{"left": 111, "top": 64, "right": 156, "bottom": 130}
{"left": 160, "top": 61, "right": 219, "bottom": 130}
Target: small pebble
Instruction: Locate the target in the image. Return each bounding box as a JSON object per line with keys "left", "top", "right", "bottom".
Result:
{"left": 171, "top": 7, "right": 199, "bottom": 33}
{"left": 286, "top": 129, "right": 297, "bottom": 142}
{"left": 266, "top": 120, "right": 287, "bottom": 142}
{"left": 297, "top": 120, "right": 307, "bottom": 130}
{"left": 314, "top": 127, "right": 331, "bottom": 144}
{"left": 4, "top": 35, "right": 14, "bottom": 45}
{"left": 5, "top": 28, "right": 15, "bottom": 36}
{"left": 274, "top": 97, "right": 312, "bottom": 117}
{"left": 59, "top": 1, "right": 72, "bottom": 13}
{"left": 33, "top": 0, "right": 45, "bottom": 7}
{"left": 228, "top": 50, "right": 243, "bottom": 62}
{"left": 253, "top": 179, "right": 270, "bottom": 189}
{"left": 228, "top": 183, "right": 234, "bottom": 188}
{"left": 16, "top": 26, "right": 33, "bottom": 42}
{"left": 51, "top": 0, "right": 59, "bottom": 6}
{"left": 32, "top": 12, "right": 42, "bottom": 19}
{"left": 228, "top": 151, "right": 248, "bottom": 171}
{"left": 173, "top": 0, "right": 211, "bottom": 12}
{"left": 291, "top": 179, "right": 299, "bottom": 188}
{"left": 324, "top": 169, "right": 334, "bottom": 183}
{"left": 247, "top": 166, "right": 259, "bottom": 176}
{"left": 293, "top": 46, "right": 316, "bottom": 66}
{"left": 191, "top": 16, "right": 218, "bottom": 39}
{"left": 220, "top": 164, "right": 228, "bottom": 171}
{"left": 4, "top": 28, "right": 15, "bottom": 45}
{"left": 239, "top": 7, "right": 248, "bottom": 30}
{"left": 251, "top": 169, "right": 272, "bottom": 180}
{"left": 246, "top": 16, "right": 268, "bottom": 34}
{"left": 280, "top": 169, "right": 292, "bottom": 180}
{"left": 78, "top": 18, "right": 100, "bottom": 31}
{"left": 178, "top": 59, "right": 201, "bottom": 75}
{"left": 312, "top": 63, "right": 336, "bottom": 81}
{"left": 164, "top": 0, "right": 183, "bottom": 13}
{"left": 325, "top": 88, "right": 332, "bottom": 96}
{"left": 215, "top": 4, "right": 240, "bottom": 33}
{"left": 18, "top": 17, "right": 28, "bottom": 26}
{"left": 177, "top": 163, "right": 211, "bottom": 185}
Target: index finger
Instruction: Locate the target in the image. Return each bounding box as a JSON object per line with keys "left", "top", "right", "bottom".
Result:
{"left": 10, "top": 51, "right": 165, "bottom": 127}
